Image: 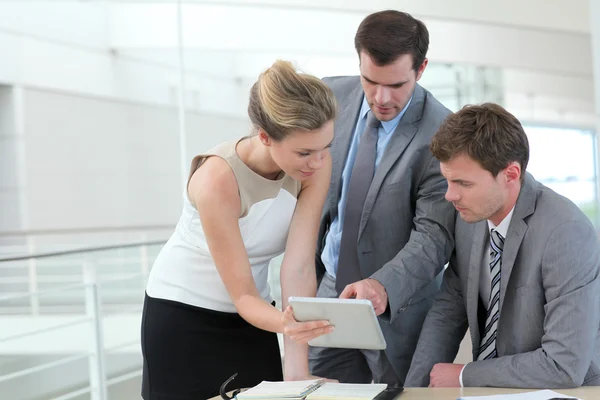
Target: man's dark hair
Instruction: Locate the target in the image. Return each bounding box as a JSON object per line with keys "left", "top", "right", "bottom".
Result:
{"left": 354, "top": 10, "right": 429, "bottom": 70}
{"left": 430, "top": 103, "right": 530, "bottom": 183}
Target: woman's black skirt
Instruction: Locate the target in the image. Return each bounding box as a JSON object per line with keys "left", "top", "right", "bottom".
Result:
{"left": 141, "top": 293, "right": 283, "bottom": 400}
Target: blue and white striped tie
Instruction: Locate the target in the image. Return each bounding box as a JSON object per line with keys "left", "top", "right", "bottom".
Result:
{"left": 477, "top": 229, "right": 504, "bottom": 360}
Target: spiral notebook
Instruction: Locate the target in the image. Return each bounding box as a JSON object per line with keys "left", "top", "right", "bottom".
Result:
{"left": 235, "top": 380, "right": 387, "bottom": 400}
{"left": 235, "top": 379, "right": 324, "bottom": 399}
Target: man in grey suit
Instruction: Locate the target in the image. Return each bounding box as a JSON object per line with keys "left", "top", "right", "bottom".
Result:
{"left": 405, "top": 103, "right": 600, "bottom": 388}
{"left": 310, "top": 10, "right": 455, "bottom": 384}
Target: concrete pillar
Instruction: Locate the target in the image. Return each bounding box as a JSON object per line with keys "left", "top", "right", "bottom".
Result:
{"left": 0, "top": 85, "right": 26, "bottom": 241}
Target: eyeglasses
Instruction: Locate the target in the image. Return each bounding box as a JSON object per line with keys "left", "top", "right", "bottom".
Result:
{"left": 220, "top": 373, "right": 241, "bottom": 400}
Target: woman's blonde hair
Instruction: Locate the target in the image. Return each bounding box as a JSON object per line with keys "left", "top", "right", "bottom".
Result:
{"left": 248, "top": 60, "right": 337, "bottom": 141}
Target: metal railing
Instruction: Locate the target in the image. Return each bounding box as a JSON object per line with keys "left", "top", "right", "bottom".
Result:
{"left": 0, "top": 225, "right": 173, "bottom": 238}
{"left": 0, "top": 238, "right": 167, "bottom": 400}
{"left": 0, "top": 225, "right": 173, "bottom": 263}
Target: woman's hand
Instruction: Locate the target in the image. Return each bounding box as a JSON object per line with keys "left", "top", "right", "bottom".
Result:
{"left": 281, "top": 306, "right": 334, "bottom": 343}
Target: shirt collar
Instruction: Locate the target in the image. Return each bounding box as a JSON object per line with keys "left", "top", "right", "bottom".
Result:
{"left": 359, "top": 94, "right": 413, "bottom": 135}
{"left": 487, "top": 206, "right": 515, "bottom": 239}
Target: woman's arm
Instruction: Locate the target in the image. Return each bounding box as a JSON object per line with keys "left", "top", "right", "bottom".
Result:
{"left": 190, "top": 156, "right": 284, "bottom": 331}
{"left": 190, "top": 156, "right": 332, "bottom": 340}
{"left": 280, "top": 153, "right": 333, "bottom": 380}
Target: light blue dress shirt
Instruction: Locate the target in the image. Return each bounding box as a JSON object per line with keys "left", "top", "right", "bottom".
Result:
{"left": 321, "top": 95, "right": 413, "bottom": 278}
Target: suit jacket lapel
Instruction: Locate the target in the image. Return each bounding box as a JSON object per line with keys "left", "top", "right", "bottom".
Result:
{"left": 330, "top": 82, "right": 364, "bottom": 214}
{"left": 498, "top": 173, "right": 535, "bottom": 313}
{"left": 358, "top": 85, "right": 426, "bottom": 237}
{"left": 467, "top": 221, "right": 488, "bottom": 356}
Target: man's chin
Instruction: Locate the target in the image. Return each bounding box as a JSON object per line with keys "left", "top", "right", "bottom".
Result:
{"left": 374, "top": 112, "right": 399, "bottom": 122}
{"left": 459, "top": 212, "right": 484, "bottom": 224}
{"left": 371, "top": 107, "right": 399, "bottom": 121}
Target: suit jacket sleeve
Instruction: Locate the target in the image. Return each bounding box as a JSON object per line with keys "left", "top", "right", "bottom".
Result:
{"left": 404, "top": 258, "right": 469, "bottom": 387}
{"left": 370, "top": 154, "right": 455, "bottom": 319}
{"left": 462, "top": 220, "right": 600, "bottom": 388}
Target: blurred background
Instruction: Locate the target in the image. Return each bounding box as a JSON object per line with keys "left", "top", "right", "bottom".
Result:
{"left": 1, "top": 1, "right": 599, "bottom": 398}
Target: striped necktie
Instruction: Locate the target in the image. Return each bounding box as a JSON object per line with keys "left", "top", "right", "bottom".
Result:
{"left": 477, "top": 229, "right": 505, "bottom": 360}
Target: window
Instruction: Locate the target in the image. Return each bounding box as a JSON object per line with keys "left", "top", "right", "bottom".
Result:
{"left": 525, "top": 125, "right": 598, "bottom": 226}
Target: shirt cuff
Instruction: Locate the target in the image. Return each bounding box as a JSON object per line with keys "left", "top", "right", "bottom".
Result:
{"left": 459, "top": 364, "right": 467, "bottom": 387}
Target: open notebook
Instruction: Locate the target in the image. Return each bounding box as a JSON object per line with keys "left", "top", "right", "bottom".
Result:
{"left": 236, "top": 379, "right": 387, "bottom": 400}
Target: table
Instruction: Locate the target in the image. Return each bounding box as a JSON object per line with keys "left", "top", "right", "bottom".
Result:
{"left": 210, "top": 386, "right": 600, "bottom": 399}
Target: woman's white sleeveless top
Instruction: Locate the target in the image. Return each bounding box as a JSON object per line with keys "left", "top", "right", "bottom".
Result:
{"left": 146, "top": 139, "right": 301, "bottom": 312}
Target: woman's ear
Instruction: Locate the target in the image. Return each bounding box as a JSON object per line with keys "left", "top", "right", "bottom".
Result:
{"left": 258, "top": 129, "right": 272, "bottom": 147}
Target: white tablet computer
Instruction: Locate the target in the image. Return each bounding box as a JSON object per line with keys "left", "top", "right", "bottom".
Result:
{"left": 288, "top": 297, "right": 386, "bottom": 350}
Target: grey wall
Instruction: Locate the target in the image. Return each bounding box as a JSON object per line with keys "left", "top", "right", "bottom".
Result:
{"left": 8, "top": 87, "right": 248, "bottom": 233}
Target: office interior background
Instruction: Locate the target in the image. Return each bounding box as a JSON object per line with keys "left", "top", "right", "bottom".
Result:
{"left": 1, "top": 0, "right": 600, "bottom": 399}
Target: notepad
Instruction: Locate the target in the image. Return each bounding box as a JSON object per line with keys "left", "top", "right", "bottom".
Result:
{"left": 236, "top": 379, "right": 324, "bottom": 399}
{"left": 457, "top": 389, "right": 579, "bottom": 400}
{"left": 236, "top": 380, "right": 387, "bottom": 400}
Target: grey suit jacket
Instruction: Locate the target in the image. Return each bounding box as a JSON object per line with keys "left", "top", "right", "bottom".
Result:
{"left": 405, "top": 173, "right": 600, "bottom": 388}
{"left": 316, "top": 76, "right": 455, "bottom": 379}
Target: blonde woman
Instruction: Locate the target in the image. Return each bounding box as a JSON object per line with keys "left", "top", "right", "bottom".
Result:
{"left": 141, "top": 60, "right": 337, "bottom": 399}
